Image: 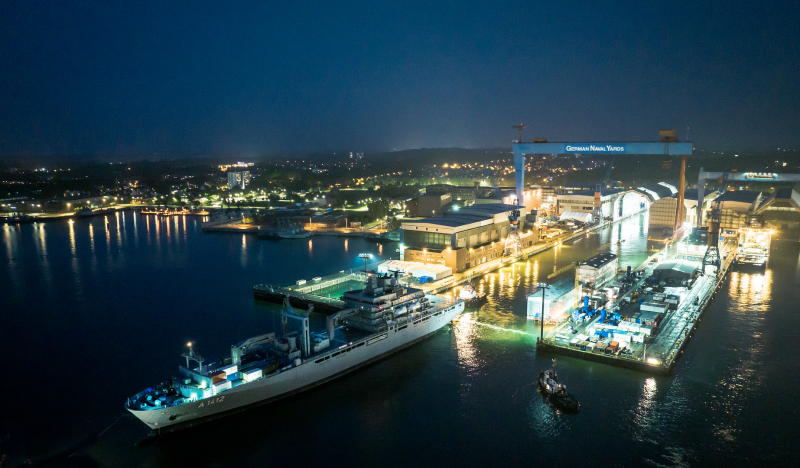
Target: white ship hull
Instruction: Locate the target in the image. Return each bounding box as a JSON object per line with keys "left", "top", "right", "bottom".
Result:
{"left": 128, "top": 300, "right": 464, "bottom": 433}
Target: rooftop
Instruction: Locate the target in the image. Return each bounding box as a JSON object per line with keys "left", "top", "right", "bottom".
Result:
{"left": 714, "top": 190, "right": 763, "bottom": 204}
{"left": 581, "top": 253, "right": 618, "bottom": 269}
{"left": 401, "top": 203, "right": 521, "bottom": 232}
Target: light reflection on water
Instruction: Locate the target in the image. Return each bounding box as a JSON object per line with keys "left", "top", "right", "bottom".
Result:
{"left": 452, "top": 313, "right": 482, "bottom": 372}
{"left": 631, "top": 377, "right": 658, "bottom": 440}
{"left": 2, "top": 211, "right": 797, "bottom": 465}
{"left": 705, "top": 269, "right": 773, "bottom": 449}
{"left": 470, "top": 213, "right": 653, "bottom": 333}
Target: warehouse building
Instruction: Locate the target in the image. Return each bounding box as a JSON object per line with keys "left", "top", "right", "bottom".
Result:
{"left": 751, "top": 188, "right": 800, "bottom": 241}
{"left": 527, "top": 278, "right": 576, "bottom": 323}
{"left": 711, "top": 189, "right": 800, "bottom": 241}
{"left": 647, "top": 185, "right": 717, "bottom": 239}
{"left": 653, "top": 260, "right": 700, "bottom": 283}
{"left": 577, "top": 253, "right": 618, "bottom": 290}
{"left": 400, "top": 204, "right": 536, "bottom": 273}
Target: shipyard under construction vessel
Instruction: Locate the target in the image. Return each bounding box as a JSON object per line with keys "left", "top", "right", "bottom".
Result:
{"left": 126, "top": 272, "right": 464, "bottom": 433}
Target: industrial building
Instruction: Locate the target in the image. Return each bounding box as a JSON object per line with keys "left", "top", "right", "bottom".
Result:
{"left": 405, "top": 193, "right": 452, "bottom": 217}
{"left": 648, "top": 186, "right": 718, "bottom": 239}
{"left": 556, "top": 190, "right": 616, "bottom": 215}
{"left": 400, "top": 204, "right": 536, "bottom": 273}
{"left": 751, "top": 188, "right": 800, "bottom": 240}
{"left": 413, "top": 183, "right": 539, "bottom": 216}
{"left": 577, "top": 253, "right": 618, "bottom": 290}
{"left": 425, "top": 182, "right": 483, "bottom": 206}
{"left": 527, "top": 278, "right": 576, "bottom": 323}
{"left": 711, "top": 188, "right": 800, "bottom": 241}
{"left": 653, "top": 260, "right": 700, "bottom": 283}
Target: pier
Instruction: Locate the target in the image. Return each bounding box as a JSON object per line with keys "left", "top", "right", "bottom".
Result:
{"left": 536, "top": 238, "right": 738, "bottom": 375}
{"left": 253, "top": 210, "right": 646, "bottom": 314}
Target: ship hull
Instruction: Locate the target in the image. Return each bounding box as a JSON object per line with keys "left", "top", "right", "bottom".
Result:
{"left": 128, "top": 301, "right": 464, "bottom": 433}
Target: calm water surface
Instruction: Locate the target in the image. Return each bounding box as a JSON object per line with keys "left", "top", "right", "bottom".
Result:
{"left": 1, "top": 211, "right": 798, "bottom": 467}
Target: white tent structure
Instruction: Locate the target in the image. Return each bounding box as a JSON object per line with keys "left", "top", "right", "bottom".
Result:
{"left": 408, "top": 264, "right": 452, "bottom": 280}
{"left": 559, "top": 211, "right": 593, "bottom": 223}
{"left": 377, "top": 260, "right": 422, "bottom": 276}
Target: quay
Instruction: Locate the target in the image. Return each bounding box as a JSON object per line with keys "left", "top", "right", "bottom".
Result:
{"left": 536, "top": 238, "right": 738, "bottom": 376}
{"left": 253, "top": 210, "right": 646, "bottom": 315}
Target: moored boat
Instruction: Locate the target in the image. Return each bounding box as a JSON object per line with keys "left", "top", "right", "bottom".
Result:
{"left": 459, "top": 284, "right": 487, "bottom": 309}
{"left": 125, "top": 268, "right": 465, "bottom": 433}
{"left": 538, "top": 359, "right": 579, "bottom": 413}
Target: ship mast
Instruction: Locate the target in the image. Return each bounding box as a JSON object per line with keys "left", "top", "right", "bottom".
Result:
{"left": 182, "top": 342, "right": 204, "bottom": 370}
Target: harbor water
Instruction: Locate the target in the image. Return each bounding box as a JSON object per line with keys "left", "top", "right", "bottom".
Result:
{"left": 1, "top": 211, "right": 799, "bottom": 466}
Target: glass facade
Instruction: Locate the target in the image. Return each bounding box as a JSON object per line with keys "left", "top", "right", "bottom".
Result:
{"left": 403, "top": 230, "right": 450, "bottom": 249}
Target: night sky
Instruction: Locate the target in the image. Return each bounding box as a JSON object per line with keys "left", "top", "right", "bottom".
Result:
{"left": 1, "top": 1, "right": 798, "bottom": 157}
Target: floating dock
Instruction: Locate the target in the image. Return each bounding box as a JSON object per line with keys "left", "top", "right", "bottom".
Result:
{"left": 537, "top": 240, "right": 738, "bottom": 375}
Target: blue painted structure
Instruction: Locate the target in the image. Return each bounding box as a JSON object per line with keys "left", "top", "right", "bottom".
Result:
{"left": 512, "top": 141, "right": 693, "bottom": 209}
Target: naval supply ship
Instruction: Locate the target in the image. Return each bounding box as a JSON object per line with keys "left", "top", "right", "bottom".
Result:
{"left": 126, "top": 272, "right": 464, "bottom": 433}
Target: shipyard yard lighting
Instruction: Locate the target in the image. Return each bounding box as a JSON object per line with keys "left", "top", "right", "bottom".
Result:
{"left": 535, "top": 282, "right": 551, "bottom": 343}
{"left": 358, "top": 253, "right": 373, "bottom": 273}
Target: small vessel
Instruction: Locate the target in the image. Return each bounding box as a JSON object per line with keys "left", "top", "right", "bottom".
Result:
{"left": 459, "top": 284, "right": 487, "bottom": 309}
{"left": 538, "top": 359, "right": 579, "bottom": 413}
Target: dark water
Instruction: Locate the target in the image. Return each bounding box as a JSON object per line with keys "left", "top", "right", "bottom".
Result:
{"left": 1, "top": 211, "right": 798, "bottom": 467}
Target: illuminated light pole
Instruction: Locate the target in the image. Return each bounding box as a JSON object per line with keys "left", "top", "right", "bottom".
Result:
{"left": 536, "top": 282, "right": 550, "bottom": 344}
{"left": 358, "top": 253, "right": 373, "bottom": 273}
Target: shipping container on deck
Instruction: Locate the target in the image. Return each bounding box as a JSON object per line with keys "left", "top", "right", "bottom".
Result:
{"left": 242, "top": 368, "right": 263, "bottom": 382}
{"left": 218, "top": 364, "right": 238, "bottom": 378}
{"left": 213, "top": 379, "right": 232, "bottom": 393}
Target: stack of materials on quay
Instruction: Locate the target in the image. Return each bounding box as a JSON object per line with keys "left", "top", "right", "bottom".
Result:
{"left": 665, "top": 294, "right": 681, "bottom": 309}
{"left": 586, "top": 321, "right": 649, "bottom": 343}
{"left": 641, "top": 301, "right": 669, "bottom": 314}
{"left": 569, "top": 334, "right": 592, "bottom": 351}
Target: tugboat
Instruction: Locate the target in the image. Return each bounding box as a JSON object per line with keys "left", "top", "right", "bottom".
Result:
{"left": 459, "top": 284, "right": 487, "bottom": 309}
{"left": 538, "top": 359, "right": 580, "bottom": 413}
